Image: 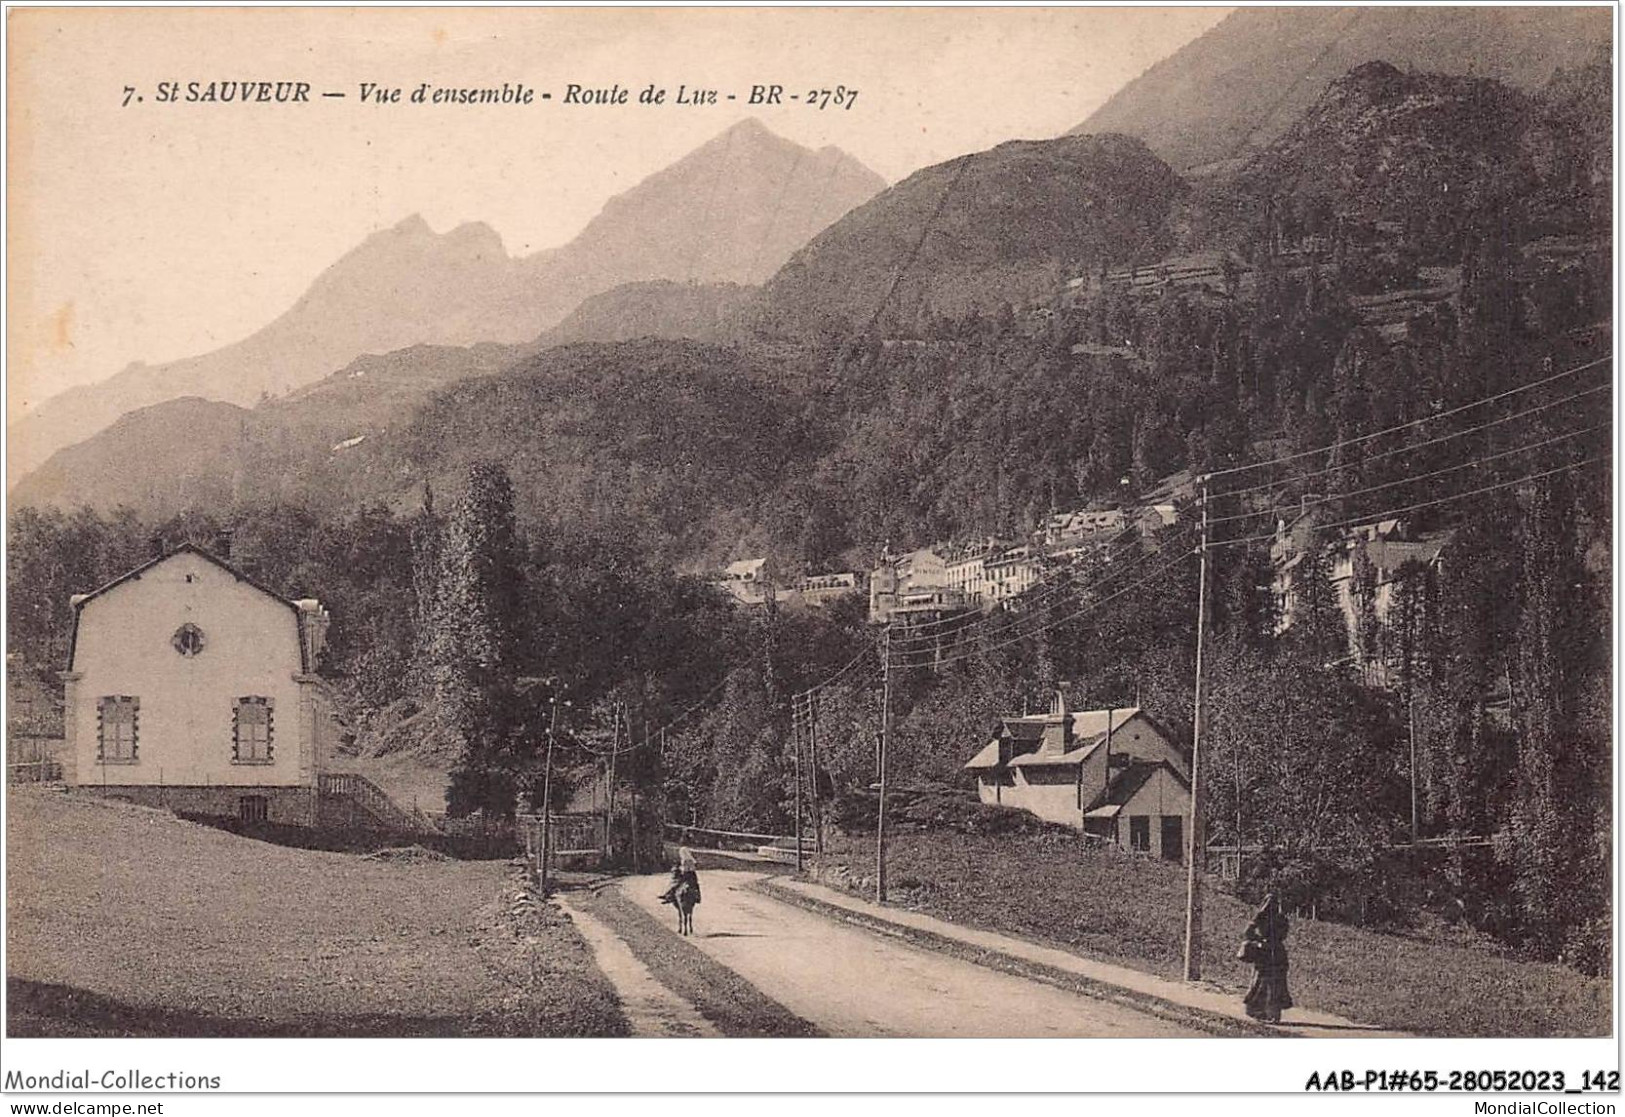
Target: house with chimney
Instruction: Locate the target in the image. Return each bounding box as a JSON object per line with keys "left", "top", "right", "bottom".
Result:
{"left": 60, "top": 543, "right": 372, "bottom": 830}
{"left": 964, "top": 693, "right": 1190, "bottom": 859}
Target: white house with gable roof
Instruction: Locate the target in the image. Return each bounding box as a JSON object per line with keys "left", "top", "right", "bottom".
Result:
{"left": 62, "top": 544, "right": 339, "bottom": 827}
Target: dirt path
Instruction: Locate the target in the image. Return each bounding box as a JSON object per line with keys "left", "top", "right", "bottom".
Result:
{"left": 555, "top": 892, "right": 719, "bottom": 1037}
{"left": 620, "top": 870, "right": 1200, "bottom": 1038}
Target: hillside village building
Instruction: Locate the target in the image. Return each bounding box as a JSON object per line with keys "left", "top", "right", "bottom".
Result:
{"left": 1272, "top": 515, "right": 1451, "bottom": 682}
{"left": 62, "top": 544, "right": 341, "bottom": 827}
{"left": 716, "top": 557, "right": 776, "bottom": 607}
{"left": 1041, "top": 508, "right": 1126, "bottom": 547}
{"left": 868, "top": 497, "right": 1183, "bottom": 624}
{"left": 964, "top": 695, "right": 1191, "bottom": 859}
{"left": 709, "top": 560, "right": 861, "bottom": 611}
{"left": 798, "top": 571, "right": 860, "bottom": 608}
{"left": 870, "top": 547, "right": 961, "bottom": 622}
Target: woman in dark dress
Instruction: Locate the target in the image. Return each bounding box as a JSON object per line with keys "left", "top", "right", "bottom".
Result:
{"left": 1240, "top": 892, "right": 1293, "bottom": 1023}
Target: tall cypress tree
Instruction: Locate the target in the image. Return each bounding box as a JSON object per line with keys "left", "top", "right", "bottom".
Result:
{"left": 407, "top": 483, "right": 442, "bottom": 700}
{"left": 1508, "top": 475, "right": 1595, "bottom": 957}
{"left": 435, "top": 462, "right": 525, "bottom": 817}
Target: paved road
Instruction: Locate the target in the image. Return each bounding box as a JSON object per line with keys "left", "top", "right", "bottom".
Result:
{"left": 622, "top": 871, "right": 1199, "bottom": 1038}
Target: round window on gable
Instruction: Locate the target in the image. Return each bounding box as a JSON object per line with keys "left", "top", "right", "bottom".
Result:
{"left": 172, "top": 623, "right": 206, "bottom": 657}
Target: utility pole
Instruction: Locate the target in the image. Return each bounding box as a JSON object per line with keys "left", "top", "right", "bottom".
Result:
{"left": 1183, "top": 474, "right": 1211, "bottom": 983}
{"left": 1408, "top": 685, "right": 1420, "bottom": 844}
{"left": 877, "top": 624, "right": 892, "bottom": 905}
{"left": 539, "top": 694, "right": 562, "bottom": 895}
{"left": 1234, "top": 729, "right": 1243, "bottom": 881}
{"left": 604, "top": 705, "right": 621, "bottom": 863}
{"left": 793, "top": 691, "right": 805, "bottom": 873}
{"left": 809, "top": 688, "right": 824, "bottom": 855}
{"left": 634, "top": 715, "right": 649, "bottom": 873}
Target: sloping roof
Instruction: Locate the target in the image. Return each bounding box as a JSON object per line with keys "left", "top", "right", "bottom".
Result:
{"left": 999, "top": 707, "right": 1143, "bottom": 744}
{"left": 963, "top": 741, "right": 1003, "bottom": 770}
{"left": 1084, "top": 760, "right": 1189, "bottom": 813}
{"left": 1008, "top": 739, "right": 1104, "bottom": 768}
{"left": 971, "top": 707, "right": 1157, "bottom": 771}
{"left": 66, "top": 544, "right": 314, "bottom": 673}
{"left": 999, "top": 718, "right": 1047, "bottom": 742}
{"left": 1070, "top": 707, "right": 1141, "bottom": 742}
{"left": 1368, "top": 534, "right": 1451, "bottom": 576}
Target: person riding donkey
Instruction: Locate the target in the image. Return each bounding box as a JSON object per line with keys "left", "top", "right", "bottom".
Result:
{"left": 660, "top": 847, "right": 702, "bottom": 902}
{"left": 660, "top": 847, "right": 702, "bottom": 934}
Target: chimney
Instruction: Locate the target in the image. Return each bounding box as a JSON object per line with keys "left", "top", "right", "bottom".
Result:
{"left": 1042, "top": 685, "right": 1074, "bottom": 754}
{"left": 216, "top": 529, "right": 234, "bottom": 560}
{"left": 149, "top": 534, "right": 165, "bottom": 559}
{"left": 295, "top": 599, "right": 329, "bottom": 670}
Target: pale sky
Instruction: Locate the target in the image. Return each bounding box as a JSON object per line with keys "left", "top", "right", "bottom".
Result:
{"left": 7, "top": 6, "right": 1229, "bottom": 414}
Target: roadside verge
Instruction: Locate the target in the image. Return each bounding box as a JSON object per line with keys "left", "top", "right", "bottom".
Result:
{"left": 758, "top": 876, "right": 1407, "bottom": 1038}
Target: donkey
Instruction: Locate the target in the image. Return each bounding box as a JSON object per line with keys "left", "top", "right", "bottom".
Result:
{"left": 671, "top": 876, "right": 699, "bottom": 936}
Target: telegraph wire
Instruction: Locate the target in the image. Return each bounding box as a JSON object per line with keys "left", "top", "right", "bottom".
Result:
{"left": 805, "top": 640, "right": 879, "bottom": 694}
{"left": 888, "top": 527, "right": 1198, "bottom": 665}
{"left": 1203, "top": 354, "right": 1610, "bottom": 482}
{"left": 1204, "top": 421, "right": 1609, "bottom": 528}
{"left": 1210, "top": 382, "right": 1611, "bottom": 501}
{"left": 889, "top": 521, "right": 1148, "bottom": 633}
{"left": 1205, "top": 453, "right": 1611, "bottom": 552}
{"left": 894, "top": 544, "right": 1199, "bottom": 671}
{"left": 886, "top": 446, "right": 1608, "bottom": 669}
{"left": 888, "top": 523, "right": 1198, "bottom": 653}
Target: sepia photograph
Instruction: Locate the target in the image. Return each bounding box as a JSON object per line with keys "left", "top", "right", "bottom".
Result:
{"left": 1, "top": 1, "right": 1618, "bottom": 1105}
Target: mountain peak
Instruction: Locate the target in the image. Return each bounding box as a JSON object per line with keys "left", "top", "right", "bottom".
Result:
{"left": 9, "top": 116, "right": 884, "bottom": 482}
{"left": 724, "top": 117, "right": 773, "bottom": 139}
{"left": 346, "top": 215, "right": 509, "bottom": 265}
{"left": 556, "top": 118, "right": 886, "bottom": 288}
{"left": 445, "top": 220, "right": 507, "bottom": 256}
{"left": 1328, "top": 60, "right": 1411, "bottom": 104}
{"left": 390, "top": 213, "right": 433, "bottom": 236}
{"left": 692, "top": 116, "right": 797, "bottom": 160}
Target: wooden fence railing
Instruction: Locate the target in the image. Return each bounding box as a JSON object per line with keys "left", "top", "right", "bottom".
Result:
{"left": 662, "top": 822, "right": 814, "bottom": 855}
{"left": 518, "top": 811, "right": 606, "bottom": 889}
{"left": 6, "top": 737, "right": 64, "bottom": 785}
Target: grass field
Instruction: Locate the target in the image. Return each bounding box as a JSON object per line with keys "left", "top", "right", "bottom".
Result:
{"left": 818, "top": 831, "right": 1610, "bottom": 1037}
{"left": 5, "top": 789, "right": 625, "bottom": 1037}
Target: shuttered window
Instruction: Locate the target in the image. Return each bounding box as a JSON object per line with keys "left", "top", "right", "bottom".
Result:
{"left": 232, "top": 697, "right": 274, "bottom": 764}
{"left": 97, "top": 696, "right": 139, "bottom": 763}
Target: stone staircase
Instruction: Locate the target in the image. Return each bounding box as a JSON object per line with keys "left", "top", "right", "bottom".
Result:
{"left": 318, "top": 772, "right": 440, "bottom": 836}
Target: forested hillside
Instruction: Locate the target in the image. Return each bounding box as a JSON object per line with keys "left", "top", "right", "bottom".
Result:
{"left": 751, "top": 133, "right": 1184, "bottom": 340}
{"left": 538, "top": 281, "right": 756, "bottom": 346}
